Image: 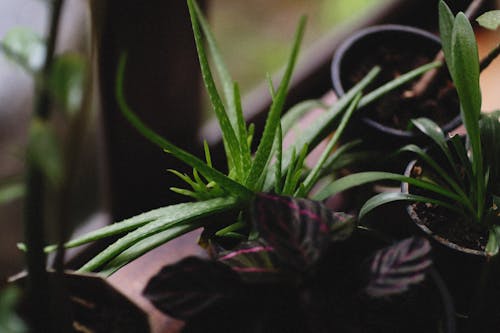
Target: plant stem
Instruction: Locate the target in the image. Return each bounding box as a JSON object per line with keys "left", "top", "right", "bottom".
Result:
{"left": 480, "top": 43, "right": 500, "bottom": 71}
{"left": 405, "top": 0, "right": 487, "bottom": 99}
{"left": 24, "top": 0, "right": 64, "bottom": 331}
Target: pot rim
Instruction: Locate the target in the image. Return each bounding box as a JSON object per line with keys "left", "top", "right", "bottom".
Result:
{"left": 402, "top": 159, "right": 487, "bottom": 257}
{"left": 331, "top": 24, "right": 462, "bottom": 139}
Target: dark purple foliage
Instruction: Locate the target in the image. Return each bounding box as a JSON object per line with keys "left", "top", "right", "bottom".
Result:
{"left": 252, "top": 193, "right": 355, "bottom": 271}
{"left": 143, "top": 257, "right": 242, "bottom": 319}
{"left": 363, "top": 237, "right": 432, "bottom": 297}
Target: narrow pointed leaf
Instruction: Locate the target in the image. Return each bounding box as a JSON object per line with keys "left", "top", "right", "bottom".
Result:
{"left": 245, "top": 16, "right": 306, "bottom": 190}
{"left": 263, "top": 66, "right": 380, "bottom": 191}
{"left": 301, "top": 93, "right": 361, "bottom": 195}
{"left": 78, "top": 197, "right": 241, "bottom": 272}
{"left": 143, "top": 257, "right": 242, "bottom": 319}
{"left": 190, "top": 0, "right": 239, "bottom": 132}
{"left": 187, "top": 0, "right": 243, "bottom": 179}
{"left": 439, "top": 0, "right": 455, "bottom": 73}
{"left": 99, "top": 222, "right": 203, "bottom": 276}
{"left": 364, "top": 237, "right": 432, "bottom": 297}
{"left": 359, "top": 61, "right": 441, "bottom": 108}
{"left": 313, "top": 171, "right": 462, "bottom": 203}
{"left": 480, "top": 111, "right": 500, "bottom": 194}
{"left": 359, "top": 192, "right": 461, "bottom": 221}
{"left": 116, "top": 55, "right": 252, "bottom": 199}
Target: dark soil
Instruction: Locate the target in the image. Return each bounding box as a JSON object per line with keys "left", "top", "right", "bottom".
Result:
{"left": 345, "top": 45, "right": 459, "bottom": 131}
{"left": 409, "top": 162, "right": 488, "bottom": 252}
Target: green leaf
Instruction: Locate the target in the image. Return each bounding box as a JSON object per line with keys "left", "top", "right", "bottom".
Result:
{"left": 233, "top": 82, "right": 251, "bottom": 172}
{"left": 312, "top": 171, "right": 462, "bottom": 203}
{"left": 480, "top": 111, "right": 500, "bottom": 195}
{"left": 0, "top": 287, "right": 27, "bottom": 333}
{"left": 300, "top": 93, "right": 362, "bottom": 196}
{"left": 1, "top": 27, "right": 45, "bottom": 72}
{"left": 245, "top": 16, "right": 306, "bottom": 190}
{"left": 78, "top": 197, "right": 241, "bottom": 272}
{"left": 0, "top": 182, "right": 25, "bottom": 205}
{"left": 439, "top": 0, "right": 455, "bottom": 74}
{"left": 48, "top": 53, "right": 86, "bottom": 116}
{"left": 359, "top": 192, "right": 462, "bottom": 220}
{"left": 477, "top": 10, "right": 500, "bottom": 30}
{"left": 115, "top": 55, "right": 253, "bottom": 200}
{"left": 411, "top": 118, "right": 463, "bottom": 184}
{"left": 485, "top": 225, "right": 500, "bottom": 256}
{"left": 263, "top": 66, "right": 380, "bottom": 192}
{"left": 398, "top": 144, "right": 473, "bottom": 216}
{"left": 280, "top": 100, "right": 325, "bottom": 135}
{"left": 27, "top": 118, "right": 63, "bottom": 187}
{"left": 44, "top": 201, "right": 209, "bottom": 252}
{"left": 189, "top": 0, "right": 239, "bottom": 135}
{"left": 187, "top": 0, "right": 243, "bottom": 179}
{"left": 451, "top": 13, "right": 484, "bottom": 219}
{"left": 98, "top": 222, "right": 203, "bottom": 276}
{"left": 359, "top": 61, "right": 442, "bottom": 108}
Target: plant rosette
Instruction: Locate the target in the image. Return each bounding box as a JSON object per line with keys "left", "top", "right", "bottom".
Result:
{"left": 331, "top": 24, "right": 461, "bottom": 150}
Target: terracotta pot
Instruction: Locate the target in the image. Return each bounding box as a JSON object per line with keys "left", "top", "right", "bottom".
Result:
{"left": 331, "top": 24, "right": 461, "bottom": 149}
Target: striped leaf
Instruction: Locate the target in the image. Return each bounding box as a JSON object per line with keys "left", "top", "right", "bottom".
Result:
{"left": 363, "top": 237, "right": 432, "bottom": 297}
{"left": 252, "top": 193, "right": 355, "bottom": 271}
{"left": 217, "top": 240, "right": 282, "bottom": 282}
{"left": 143, "top": 257, "right": 241, "bottom": 320}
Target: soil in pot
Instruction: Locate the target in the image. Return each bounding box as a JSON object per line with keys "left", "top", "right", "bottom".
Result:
{"left": 332, "top": 25, "right": 461, "bottom": 148}
{"left": 407, "top": 161, "right": 489, "bottom": 253}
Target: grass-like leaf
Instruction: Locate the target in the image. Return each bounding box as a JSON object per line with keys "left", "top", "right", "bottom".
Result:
{"left": 98, "top": 222, "right": 204, "bottom": 276}
{"left": 188, "top": 0, "right": 244, "bottom": 180}
{"left": 359, "top": 192, "right": 462, "bottom": 220}
{"left": 263, "top": 66, "right": 380, "bottom": 192}
{"left": 116, "top": 55, "right": 252, "bottom": 200}
{"left": 480, "top": 111, "right": 500, "bottom": 195}
{"left": 451, "top": 13, "right": 484, "bottom": 219}
{"left": 78, "top": 197, "right": 241, "bottom": 272}
{"left": 359, "top": 61, "right": 442, "bottom": 108}
{"left": 189, "top": 0, "right": 239, "bottom": 133}
{"left": 439, "top": 0, "right": 455, "bottom": 74}
{"left": 245, "top": 16, "right": 307, "bottom": 190}
{"left": 398, "top": 144, "right": 473, "bottom": 216}
{"left": 313, "top": 171, "right": 462, "bottom": 203}
{"left": 299, "top": 93, "right": 362, "bottom": 196}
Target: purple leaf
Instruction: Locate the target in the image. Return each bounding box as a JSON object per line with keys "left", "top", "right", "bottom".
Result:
{"left": 252, "top": 193, "right": 355, "bottom": 271}
{"left": 143, "top": 257, "right": 242, "bottom": 319}
{"left": 364, "top": 237, "right": 432, "bottom": 297}
{"left": 217, "top": 240, "right": 282, "bottom": 282}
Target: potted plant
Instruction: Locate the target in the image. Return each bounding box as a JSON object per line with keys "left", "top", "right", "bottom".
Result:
{"left": 316, "top": 0, "right": 500, "bottom": 321}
